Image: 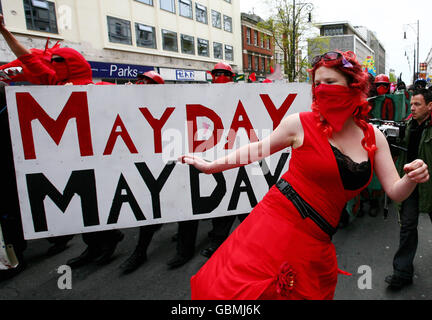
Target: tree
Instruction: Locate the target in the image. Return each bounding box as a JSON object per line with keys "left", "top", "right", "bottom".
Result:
{"left": 258, "top": 0, "right": 315, "bottom": 82}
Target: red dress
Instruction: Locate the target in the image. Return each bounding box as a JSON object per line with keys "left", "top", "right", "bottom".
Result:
{"left": 190, "top": 112, "right": 376, "bottom": 300}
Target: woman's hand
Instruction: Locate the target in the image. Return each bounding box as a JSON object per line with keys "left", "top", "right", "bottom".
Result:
{"left": 178, "top": 155, "right": 214, "bottom": 174}
{"left": 404, "top": 159, "right": 429, "bottom": 184}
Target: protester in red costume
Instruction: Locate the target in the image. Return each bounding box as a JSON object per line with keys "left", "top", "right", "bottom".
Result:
{"left": 119, "top": 71, "right": 166, "bottom": 274}
{"left": 180, "top": 51, "right": 429, "bottom": 300}
{"left": 0, "top": 14, "right": 124, "bottom": 267}
{"left": 168, "top": 62, "right": 244, "bottom": 269}
{"left": 202, "top": 62, "right": 248, "bottom": 259}
{"left": 135, "top": 70, "right": 165, "bottom": 85}
{"left": 14, "top": 46, "right": 93, "bottom": 86}
{"left": 209, "top": 62, "right": 235, "bottom": 83}
{"left": 1, "top": 14, "right": 92, "bottom": 86}
{"left": 375, "top": 74, "right": 395, "bottom": 120}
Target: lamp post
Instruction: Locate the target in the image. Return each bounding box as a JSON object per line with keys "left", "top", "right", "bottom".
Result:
{"left": 404, "top": 20, "right": 420, "bottom": 82}
{"left": 291, "top": 0, "right": 313, "bottom": 82}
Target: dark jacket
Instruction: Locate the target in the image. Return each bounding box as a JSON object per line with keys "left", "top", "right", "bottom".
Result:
{"left": 396, "top": 116, "right": 432, "bottom": 213}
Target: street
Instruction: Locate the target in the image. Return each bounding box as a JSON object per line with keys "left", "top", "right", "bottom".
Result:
{"left": 1, "top": 203, "right": 431, "bottom": 300}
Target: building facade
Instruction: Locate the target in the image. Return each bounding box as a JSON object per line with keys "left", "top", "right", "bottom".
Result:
{"left": 240, "top": 13, "right": 273, "bottom": 82}
{"left": 0, "top": 0, "right": 242, "bottom": 83}
{"left": 353, "top": 26, "right": 386, "bottom": 75}
{"left": 308, "top": 21, "right": 385, "bottom": 76}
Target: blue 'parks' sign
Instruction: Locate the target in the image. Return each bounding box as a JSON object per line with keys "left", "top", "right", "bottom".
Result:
{"left": 89, "top": 61, "right": 154, "bottom": 79}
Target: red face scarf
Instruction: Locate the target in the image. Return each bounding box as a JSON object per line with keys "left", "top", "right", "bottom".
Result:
{"left": 314, "top": 84, "right": 363, "bottom": 132}
{"left": 213, "top": 75, "right": 233, "bottom": 83}
{"left": 376, "top": 86, "right": 389, "bottom": 96}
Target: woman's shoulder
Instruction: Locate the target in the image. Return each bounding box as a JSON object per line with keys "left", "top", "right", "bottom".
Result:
{"left": 284, "top": 111, "right": 313, "bottom": 123}
{"left": 300, "top": 111, "right": 315, "bottom": 120}
{"left": 281, "top": 112, "right": 302, "bottom": 127}
{"left": 294, "top": 111, "right": 318, "bottom": 129}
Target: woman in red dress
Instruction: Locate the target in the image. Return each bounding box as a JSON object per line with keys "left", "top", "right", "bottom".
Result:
{"left": 180, "top": 51, "right": 429, "bottom": 300}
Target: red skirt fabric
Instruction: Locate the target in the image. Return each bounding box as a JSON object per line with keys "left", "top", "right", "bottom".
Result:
{"left": 190, "top": 186, "right": 339, "bottom": 300}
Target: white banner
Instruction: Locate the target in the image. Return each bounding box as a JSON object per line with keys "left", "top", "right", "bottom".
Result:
{"left": 6, "top": 83, "right": 312, "bottom": 240}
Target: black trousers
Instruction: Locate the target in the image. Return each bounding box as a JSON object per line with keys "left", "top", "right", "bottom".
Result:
{"left": 393, "top": 189, "right": 432, "bottom": 279}
{"left": 0, "top": 211, "right": 27, "bottom": 255}
{"left": 176, "top": 214, "right": 248, "bottom": 258}
{"left": 208, "top": 214, "right": 248, "bottom": 246}
{"left": 135, "top": 224, "right": 163, "bottom": 253}
{"left": 82, "top": 230, "right": 123, "bottom": 248}
{"left": 177, "top": 220, "right": 198, "bottom": 258}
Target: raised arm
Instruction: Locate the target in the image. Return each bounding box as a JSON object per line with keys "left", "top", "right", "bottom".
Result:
{"left": 373, "top": 127, "right": 429, "bottom": 202}
{"left": 0, "top": 14, "right": 32, "bottom": 57}
{"left": 180, "top": 113, "right": 303, "bottom": 174}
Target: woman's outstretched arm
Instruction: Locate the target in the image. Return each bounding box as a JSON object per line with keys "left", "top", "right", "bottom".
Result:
{"left": 179, "top": 113, "right": 303, "bottom": 174}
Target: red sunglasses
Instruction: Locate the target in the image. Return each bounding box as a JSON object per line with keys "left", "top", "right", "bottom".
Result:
{"left": 312, "top": 51, "right": 354, "bottom": 68}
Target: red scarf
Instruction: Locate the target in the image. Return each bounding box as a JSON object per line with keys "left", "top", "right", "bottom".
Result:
{"left": 213, "top": 75, "right": 233, "bottom": 83}
{"left": 314, "top": 84, "right": 364, "bottom": 132}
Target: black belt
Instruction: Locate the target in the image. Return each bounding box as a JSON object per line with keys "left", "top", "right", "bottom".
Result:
{"left": 276, "top": 179, "right": 337, "bottom": 238}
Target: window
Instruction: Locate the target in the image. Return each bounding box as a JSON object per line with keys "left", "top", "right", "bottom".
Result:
{"left": 135, "top": 0, "right": 153, "bottom": 5}
{"left": 260, "top": 34, "right": 264, "bottom": 48}
{"left": 246, "top": 28, "right": 251, "bottom": 45}
{"left": 254, "top": 30, "right": 258, "bottom": 46}
{"left": 213, "top": 42, "right": 223, "bottom": 59}
{"left": 276, "top": 53, "right": 282, "bottom": 64}
{"left": 223, "top": 15, "right": 232, "bottom": 32}
{"left": 23, "top": 0, "right": 58, "bottom": 34}
{"left": 197, "top": 38, "right": 209, "bottom": 57}
{"left": 160, "top": 0, "right": 175, "bottom": 13}
{"left": 254, "top": 56, "right": 259, "bottom": 71}
{"left": 162, "top": 29, "right": 178, "bottom": 52}
{"left": 135, "top": 23, "right": 156, "bottom": 49}
{"left": 212, "top": 10, "right": 221, "bottom": 29}
{"left": 261, "top": 57, "right": 266, "bottom": 72}
{"left": 323, "top": 26, "right": 344, "bottom": 36}
{"left": 179, "top": 0, "right": 192, "bottom": 19}
{"left": 225, "top": 45, "right": 233, "bottom": 61}
{"left": 181, "top": 34, "right": 195, "bottom": 55}
{"left": 107, "top": 16, "right": 132, "bottom": 45}
{"left": 248, "top": 55, "right": 252, "bottom": 69}
{"left": 195, "top": 3, "right": 207, "bottom": 24}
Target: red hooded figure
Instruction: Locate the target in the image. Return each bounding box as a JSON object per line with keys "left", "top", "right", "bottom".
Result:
{"left": 13, "top": 44, "right": 93, "bottom": 85}
{"left": 48, "top": 47, "right": 93, "bottom": 85}
{"left": 136, "top": 70, "right": 164, "bottom": 84}
{"left": 210, "top": 62, "right": 234, "bottom": 84}
{"left": 375, "top": 74, "right": 395, "bottom": 120}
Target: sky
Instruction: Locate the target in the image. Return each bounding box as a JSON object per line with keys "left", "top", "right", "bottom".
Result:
{"left": 240, "top": 0, "right": 432, "bottom": 84}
